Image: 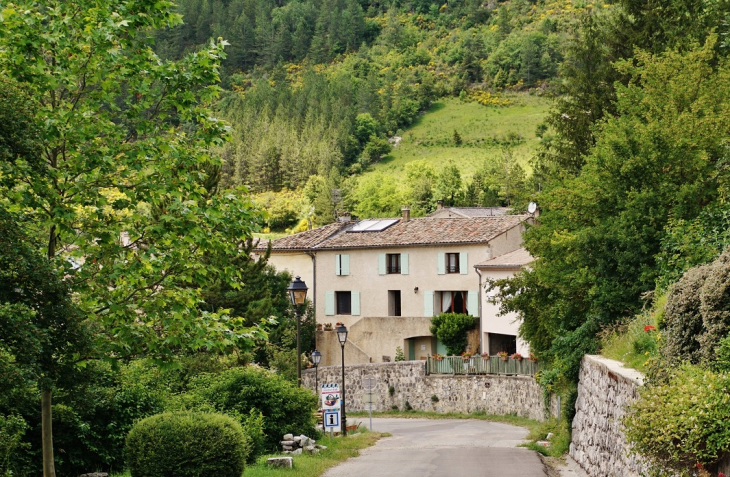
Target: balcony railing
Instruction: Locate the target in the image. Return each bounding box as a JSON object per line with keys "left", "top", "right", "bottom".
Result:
{"left": 426, "top": 355, "right": 540, "bottom": 376}
{"left": 386, "top": 266, "right": 401, "bottom": 274}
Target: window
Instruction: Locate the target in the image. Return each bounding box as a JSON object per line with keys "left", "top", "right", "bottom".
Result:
{"left": 387, "top": 254, "right": 401, "bottom": 274}
{"left": 440, "top": 291, "right": 468, "bottom": 314}
{"left": 388, "top": 290, "right": 402, "bottom": 316}
{"left": 446, "top": 253, "right": 460, "bottom": 273}
{"left": 336, "top": 291, "right": 351, "bottom": 315}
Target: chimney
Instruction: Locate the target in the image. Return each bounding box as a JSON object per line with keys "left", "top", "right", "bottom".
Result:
{"left": 337, "top": 211, "right": 351, "bottom": 223}
{"left": 437, "top": 200, "right": 444, "bottom": 210}
{"left": 401, "top": 207, "right": 411, "bottom": 222}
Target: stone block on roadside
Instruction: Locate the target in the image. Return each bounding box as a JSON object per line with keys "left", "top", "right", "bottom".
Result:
{"left": 281, "top": 440, "right": 295, "bottom": 447}
{"left": 292, "top": 448, "right": 302, "bottom": 455}
{"left": 283, "top": 433, "right": 294, "bottom": 440}
{"left": 267, "top": 457, "right": 293, "bottom": 468}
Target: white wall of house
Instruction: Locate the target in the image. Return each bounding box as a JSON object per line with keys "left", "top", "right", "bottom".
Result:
{"left": 265, "top": 252, "right": 314, "bottom": 292}
{"left": 479, "top": 267, "right": 529, "bottom": 356}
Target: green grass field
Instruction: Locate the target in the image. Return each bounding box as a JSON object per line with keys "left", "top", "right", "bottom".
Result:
{"left": 370, "top": 93, "right": 552, "bottom": 179}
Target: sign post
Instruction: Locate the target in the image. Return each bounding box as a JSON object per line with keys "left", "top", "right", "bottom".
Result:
{"left": 321, "top": 383, "right": 342, "bottom": 438}
{"left": 361, "top": 375, "right": 378, "bottom": 431}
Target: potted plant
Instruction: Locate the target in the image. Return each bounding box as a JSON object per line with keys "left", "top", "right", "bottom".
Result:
{"left": 323, "top": 323, "right": 333, "bottom": 331}
{"left": 528, "top": 353, "right": 537, "bottom": 362}
{"left": 316, "top": 324, "right": 323, "bottom": 331}
{"left": 461, "top": 351, "right": 472, "bottom": 360}
{"left": 432, "top": 353, "right": 444, "bottom": 361}
{"left": 481, "top": 352, "right": 490, "bottom": 359}
{"left": 511, "top": 352, "right": 523, "bottom": 361}
{"left": 498, "top": 351, "right": 509, "bottom": 361}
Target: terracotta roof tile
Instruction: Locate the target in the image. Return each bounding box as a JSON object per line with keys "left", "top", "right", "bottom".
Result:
{"left": 254, "top": 222, "right": 351, "bottom": 251}
{"left": 429, "top": 207, "right": 510, "bottom": 218}
{"left": 475, "top": 247, "right": 534, "bottom": 268}
{"left": 314, "top": 216, "right": 528, "bottom": 250}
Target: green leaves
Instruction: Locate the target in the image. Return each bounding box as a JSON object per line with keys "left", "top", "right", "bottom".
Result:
{"left": 0, "top": 0, "right": 265, "bottom": 364}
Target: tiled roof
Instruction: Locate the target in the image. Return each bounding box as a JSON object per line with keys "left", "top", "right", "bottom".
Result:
{"left": 475, "top": 247, "right": 534, "bottom": 268}
{"left": 429, "top": 207, "right": 510, "bottom": 218}
{"left": 262, "top": 215, "right": 529, "bottom": 252}
{"left": 254, "top": 221, "right": 351, "bottom": 251}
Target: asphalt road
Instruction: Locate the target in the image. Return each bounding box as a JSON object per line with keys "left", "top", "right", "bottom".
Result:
{"left": 322, "top": 418, "right": 548, "bottom": 477}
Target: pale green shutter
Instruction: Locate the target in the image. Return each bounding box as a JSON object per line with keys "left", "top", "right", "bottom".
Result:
{"left": 325, "top": 291, "right": 335, "bottom": 316}
{"left": 424, "top": 291, "right": 434, "bottom": 317}
{"left": 401, "top": 253, "right": 409, "bottom": 275}
{"left": 460, "top": 252, "right": 468, "bottom": 275}
{"left": 378, "top": 253, "right": 386, "bottom": 275}
{"left": 341, "top": 254, "right": 350, "bottom": 276}
{"left": 335, "top": 255, "right": 341, "bottom": 276}
{"left": 468, "top": 290, "right": 479, "bottom": 317}
{"left": 437, "top": 253, "right": 445, "bottom": 275}
{"left": 351, "top": 291, "right": 360, "bottom": 316}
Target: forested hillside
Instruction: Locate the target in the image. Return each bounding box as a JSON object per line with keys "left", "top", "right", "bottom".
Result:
{"left": 151, "top": 0, "right": 599, "bottom": 230}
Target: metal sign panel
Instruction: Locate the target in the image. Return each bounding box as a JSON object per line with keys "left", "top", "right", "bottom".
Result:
{"left": 362, "top": 375, "right": 377, "bottom": 391}
{"left": 321, "top": 383, "right": 341, "bottom": 430}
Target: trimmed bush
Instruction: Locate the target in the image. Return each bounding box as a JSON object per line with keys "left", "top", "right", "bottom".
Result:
{"left": 662, "top": 263, "right": 711, "bottom": 364}
{"left": 125, "top": 412, "right": 248, "bottom": 477}
{"left": 698, "top": 248, "right": 730, "bottom": 361}
{"left": 429, "top": 313, "right": 477, "bottom": 355}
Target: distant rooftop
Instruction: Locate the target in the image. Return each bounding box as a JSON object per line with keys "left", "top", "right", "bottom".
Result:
{"left": 428, "top": 207, "right": 511, "bottom": 218}
{"left": 257, "top": 215, "right": 530, "bottom": 252}
{"left": 475, "top": 247, "right": 534, "bottom": 269}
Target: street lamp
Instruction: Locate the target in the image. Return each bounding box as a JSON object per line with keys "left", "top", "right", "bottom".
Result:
{"left": 287, "top": 276, "right": 308, "bottom": 388}
{"left": 336, "top": 323, "right": 348, "bottom": 436}
{"left": 311, "top": 349, "right": 322, "bottom": 393}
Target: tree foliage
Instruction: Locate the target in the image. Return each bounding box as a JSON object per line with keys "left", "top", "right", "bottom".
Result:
{"left": 429, "top": 313, "right": 477, "bottom": 355}
{"left": 492, "top": 39, "right": 730, "bottom": 387}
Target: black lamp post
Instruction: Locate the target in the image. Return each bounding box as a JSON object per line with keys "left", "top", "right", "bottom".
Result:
{"left": 287, "top": 276, "right": 308, "bottom": 388}
{"left": 311, "top": 349, "right": 322, "bottom": 392}
{"left": 336, "top": 323, "right": 348, "bottom": 436}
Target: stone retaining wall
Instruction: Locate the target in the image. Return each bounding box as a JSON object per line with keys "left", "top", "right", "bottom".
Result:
{"left": 302, "top": 361, "right": 557, "bottom": 421}
{"left": 570, "top": 355, "right": 648, "bottom": 477}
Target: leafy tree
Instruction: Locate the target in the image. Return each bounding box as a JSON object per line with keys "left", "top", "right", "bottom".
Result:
{"left": 491, "top": 39, "right": 730, "bottom": 390}
{"left": 0, "top": 2, "right": 267, "bottom": 474}
{"left": 436, "top": 162, "right": 463, "bottom": 206}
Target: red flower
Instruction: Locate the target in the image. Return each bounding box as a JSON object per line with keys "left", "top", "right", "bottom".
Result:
{"left": 718, "top": 473, "right": 726, "bottom": 477}
{"left": 644, "top": 325, "right": 656, "bottom": 332}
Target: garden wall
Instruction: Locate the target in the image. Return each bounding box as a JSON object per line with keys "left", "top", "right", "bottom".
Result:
{"left": 302, "top": 361, "right": 558, "bottom": 421}
{"left": 569, "top": 355, "right": 648, "bottom": 477}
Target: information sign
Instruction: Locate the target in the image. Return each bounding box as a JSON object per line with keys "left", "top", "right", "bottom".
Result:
{"left": 321, "top": 383, "right": 341, "bottom": 431}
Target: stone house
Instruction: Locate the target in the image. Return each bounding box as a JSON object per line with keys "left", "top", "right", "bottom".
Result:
{"left": 255, "top": 209, "right": 532, "bottom": 366}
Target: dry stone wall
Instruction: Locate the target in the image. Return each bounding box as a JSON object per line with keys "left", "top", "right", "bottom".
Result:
{"left": 570, "top": 355, "right": 648, "bottom": 477}
{"left": 302, "top": 361, "right": 557, "bottom": 421}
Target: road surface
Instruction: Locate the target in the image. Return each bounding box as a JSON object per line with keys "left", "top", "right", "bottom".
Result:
{"left": 322, "top": 417, "right": 549, "bottom": 477}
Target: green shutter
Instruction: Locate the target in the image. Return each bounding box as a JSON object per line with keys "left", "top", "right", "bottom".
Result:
{"left": 378, "top": 253, "right": 386, "bottom": 275}
{"left": 460, "top": 252, "right": 468, "bottom": 275}
{"left": 424, "top": 291, "right": 434, "bottom": 317}
{"left": 351, "top": 291, "right": 360, "bottom": 316}
{"left": 401, "top": 253, "right": 409, "bottom": 275}
{"left": 437, "top": 253, "right": 445, "bottom": 275}
{"left": 468, "top": 290, "right": 478, "bottom": 317}
{"left": 335, "top": 255, "right": 341, "bottom": 276}
{"left": 341, "top": 254, "right": 350, "bottom": 276}
{"left": 325, "top": 291, "right": 335, "bottom": 316}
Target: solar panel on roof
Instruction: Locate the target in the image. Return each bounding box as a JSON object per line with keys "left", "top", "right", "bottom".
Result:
{"left": 348, "top": 219, "right": 399, "bottom": 233}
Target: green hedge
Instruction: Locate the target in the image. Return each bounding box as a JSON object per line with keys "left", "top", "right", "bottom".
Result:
{"left": 125, "top": 412, "right": 249, "bottom": 477}
{"left": 188, "top": 366, "right": 318, "bottom": 453}
{"left": 429, "top": 313, "right": 477, "bottom": 355}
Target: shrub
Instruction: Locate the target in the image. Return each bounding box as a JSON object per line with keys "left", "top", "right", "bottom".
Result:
{"left": 429, "top": 313, "right": 477, "bottom": 355}
{"left": 662, "top": 264, "right": 712, "bottom": 364}
{"left": 125, "top": 412, "right": 248, "bottom": 477}
{"left": 188, "top": 366, "right": 318, "bottom": 452}
{"left": 394, "top": 346, "right": 405, "bottom": 361}
{"left": 623, "top": 365, "right": 730, "bottom": 473}
{"left": 698, "top": 249, "right": 730, "bottom": 361}
{"left": 0, "top": 414, "right": 27, "bottom": 477}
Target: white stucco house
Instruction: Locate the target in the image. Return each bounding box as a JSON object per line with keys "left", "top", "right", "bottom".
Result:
{"left": 255, "top": 209, "right": 533, "bottom": 366}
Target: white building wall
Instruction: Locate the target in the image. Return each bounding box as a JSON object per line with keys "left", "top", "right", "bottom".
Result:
{"left": 479, "top": 267, "right": 529, "bottom": 356}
